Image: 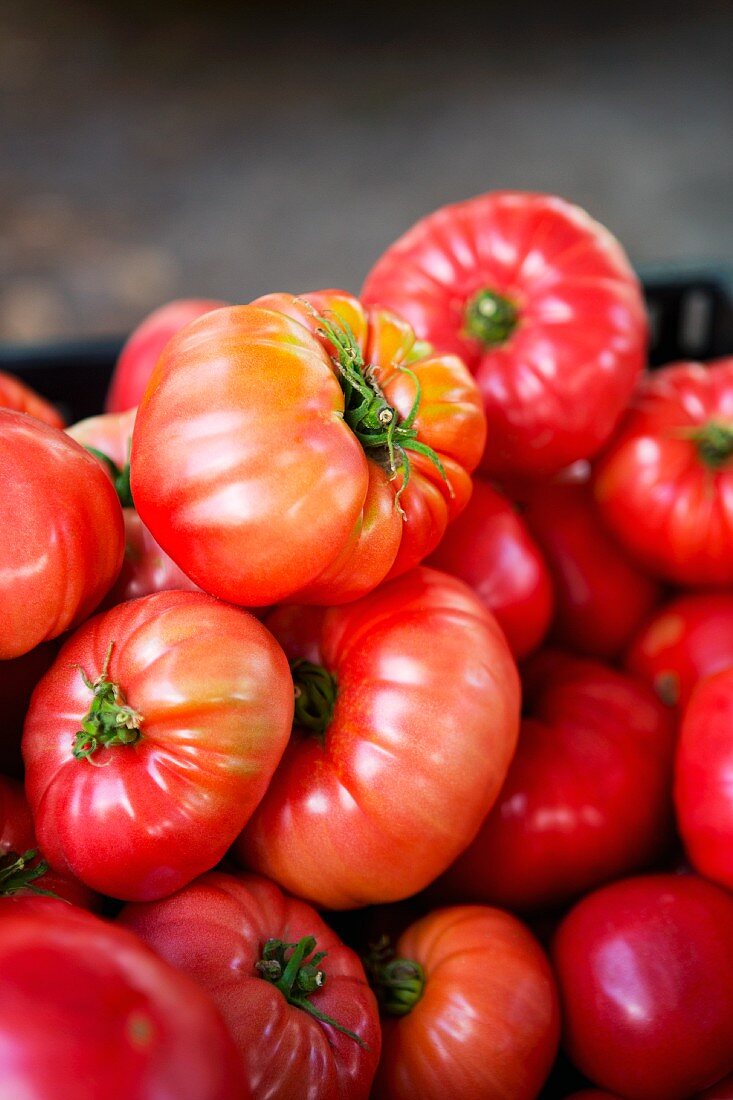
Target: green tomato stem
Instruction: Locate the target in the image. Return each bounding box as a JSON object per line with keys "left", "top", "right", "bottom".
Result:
{"left": 72, "top": 642, "right": 143, "bottom": 761}
{"left": 464, "top": 288, "right": 519, "bottom": 348}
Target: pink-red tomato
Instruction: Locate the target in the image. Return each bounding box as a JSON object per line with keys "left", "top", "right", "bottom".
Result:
{"left": 0, "top": 642, "right": 57, "bottom": 776}
{"left": 439, "top": 651, "right": 676, "bottom": 911}
{"left": 106, "top": 298, "right": 227, "bottom": 413}
{"left": 235, "top": 568, "right": 520, "bottom": 909}
{"left": 23, "top": 590, "right": 293, "bottom": 901}
{"left": 369, "top": 905, "right": 559, "bottom": 1100}
{"left": 131, "top": 291, "right": 486, "bottom": 606}
{"left": 427, "top": 478, "right": 553, "bottom": 659}
{"left": 626, "top": 593, "right": 733, "bottom": 708}
{"left": 675, "top": 666, "right": 733, "bottom": 892}
{"left": 120, "top": 871, "right": 381, "bottom": 1098}
{"left": 0, "top": 369, "right": 64, "bottom": 427}
{"left": 0, "top": 898, "right": 244, "bottom": 1100}
{"left": 594, "top": 358, "right": 733, "bottom": 586}
{"left": 0, "top": 410, "right": 124, "bottom": 660}
{"left": 553, "top": 874, "right": 733, "bottom": 1100}
{"left": 362, "top": 191, "right": 647, "bottom": 479}
{"left": 522, "top": 479, "right": 661, "bottom": 659}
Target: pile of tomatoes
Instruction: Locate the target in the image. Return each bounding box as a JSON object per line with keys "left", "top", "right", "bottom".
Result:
{"left": 1, "top": 190, "right": 733, "bottom": 1100}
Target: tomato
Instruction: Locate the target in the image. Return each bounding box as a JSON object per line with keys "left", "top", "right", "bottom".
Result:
{"left": 131, "top": 291, "right": 486, "bottom": 606}
{"left": 0, "top": 897, "right": 244, "bottom": 1099}
{"left": 362, "top": 191, "right": 647, "bottom": 479}
{"left": 675, "top": 666, "right": 733, "bottom": 892}
{"left": 235, "top": 568, "right": 520, "bottom": 909}
{"left": 426, "top": 478, "right": 553, "bottom": 659}
{"left": 120, "top": 870, "right": 380, "bottom": 1098}
{"left": 553, "top": 874, "right": 733, "bottom": 1100}
{"left": 23, "top": 590, "right": 293, "bottom": 901}
{"left": 626, "top": 593, "right": 733, "bottom": 708}
{"left": 594, "top": 358, "right": 733, "bottom": 586}
{"left": 438, "top": 651, "right": 676, "bottom": 912}
{"left": 0, "top": 410, "right": 124, "bottom": 660}
{"left": 521, "top": 479, "right": 661, "bottom": 659}
{"left": 0, "top": 369, "right": 64, "bottom": 427}
{"left": 106, "top": 297, "right": 227, "bottom": 413}
{"left": 367, "top": 905, "right": 559, "bottom": 1100}
{"left": 0, "top": 642, "right": 57, "bottom": 776}
{"left": 68, "top": 409, "right": 200, "bottom": 604}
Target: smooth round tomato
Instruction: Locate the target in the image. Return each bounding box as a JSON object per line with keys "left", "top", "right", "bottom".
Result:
{"left": 121, "top": 871, "right": 381, "bottom": 1098}
{"left": 0, "top": 410, "right": 124, "bottom": 660}
{"left": 0, "top": 898, "right": 244, "bottom": 1100}
{"left": 235, "top": 568, "right": 520, "bottom": 909}
{"left": 362, "top": 191, "right": 647, "bottom": 479}
{"left": 369, "top": 905, "right": 559, "bottom": 1100}
{"left": 626, "top": 593, "right": 733, "bottom": 708}
{"left": 426, "top": 478, "right": 553, "bottom": 659}
{"left": 68, "top": 409, "right": 200, "bottom": 604}
{"left": 0, "top": 369, "right": 64, "bottom": 427}
{"left": 675, "top": 667, "right": 733, "bottom": 892}
{"left": 521, "top": 479, "right": 661, "bottom": 659}
{"left": 594, "top": 358, "right": 733, "bottom": 586}
{"left": 131, "top": 291, "right": 486, "bottom": 606}
{"left": 23, "top": 590, "right": 293, "bottom": 901}
{"left": 553, "top": 874, "right": 733, "bottom": 1100}
{"left": 106, "top": 297, "right": 227, "bottom": 413}
{"left": 439, "top": 651, "right": 676, "bottom": 912}
{"left": 0, "top": 642, "right": 57, "bottom": 776}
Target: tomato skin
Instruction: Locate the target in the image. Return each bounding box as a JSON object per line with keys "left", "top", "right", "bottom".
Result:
{"left": 106, "top": 298, "right": 227, "bottom": 413}
{"left": 0, "top": 411, "right": 125, "bottom": 660}
{"left": 0, "top": 897, "right": 245, "bottom": 1100}
{"left": 675, "top": 667, "right": 733, "bottom": 891}
{"left": 23, "top": 591, "right": 294, "bottom": 901}
{"left": 374, "top": 905, "right": 559, "bottom": 1100}
{"left": 553, "top": 874, "right": 733, "bottom": 1100}
{"left": 522, "top": 480, "right": 661, "bottom": 659}
{"left": 120, "top": 871, "right": 380, "bottom": 1098}
{"left": 626, "top": 593, "right": 733, "bottom": 708}
{"left": 362, "top": 191, "right": 646, "bottom": 479}
{"left": 235, "top": 568, "right": 520, "bottom": 909}
{"left": 0, "top": 370, "right": 63, "bottom": 427}
{"left": 426, "top": 479, "right": 553, "bottom": 659}
{"left": 594, "top": 359, "right": 733, "bottom": 586}
{"left": 131, "top": 292, "right": 485, "bottom": 606}
{"left": 438, "top": 651, "right": 676, "bottom": 912}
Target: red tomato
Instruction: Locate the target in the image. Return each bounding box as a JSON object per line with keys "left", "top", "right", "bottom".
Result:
{"left": 362, "top": 191, "right": 647, "bottom": 479}
{"left": 0, "top": 369, "right": 64, "bottom": 427}
{"left": 675, "top": 667, "right": 733, "bottom": 892}
{"left": 553, "top": 874, "right": 733, "bottom": 1100}
{"left": 235, "top": 568, "right": 520, "bottom": 909}
{"left": 0, "top": 410, "right": 124, "bottom": 660}
{"left": 0, "top": 642, "right": 57, "bottom": 776}
{"left": 626, "top": 593, "right": 733, "bottom": 708}
{"left": 522, "top": 480, "right": 661, "bottom": 659}
{"left": 426, "top": 479, "right": 553, "bottom": 659}
{"left": 121, "top": 870, "right": 380, "bottom": 1098}
{"left": 131, "top": 291, "right": 486, "bottom": 606}
{"left": 594, "top": 358, "right": 733, "bottom": 586}
{"left": 0, "top": 897, "right": 244, "bottom": 1100}
{"left": 23, "top": 590, "right": 293, "bottom": 900}
{"left": 369, "top": 905, "right": 559, "bottom": 1100}
{"left": 696, "top": 1076, "right": 733, "bottom": 1100}
{"left": 106, "top": 297, "right": 227, "bottom": 412}
{"left": 68, "top": 409, "right": 200, "bottom": 603}
{"left": 439, "top": 651, "right": 676, "bottom": 911}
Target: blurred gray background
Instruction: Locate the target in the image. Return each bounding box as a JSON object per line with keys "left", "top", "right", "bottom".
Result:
{"left": 1, "top": 0, "right": 731, "bottom": 342}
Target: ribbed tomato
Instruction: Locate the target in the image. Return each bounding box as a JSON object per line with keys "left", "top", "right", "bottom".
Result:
{"left": 0, "top": 369, "right": 63, "bottom": 427}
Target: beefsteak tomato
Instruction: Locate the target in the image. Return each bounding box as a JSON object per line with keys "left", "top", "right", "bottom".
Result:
{"left": 235, "top": 568, "right": 520, "bottom": 908}
{"left": 0, "top": 369, "right": 63, "bottom": 427}
{"left": 23, "top": 590, "right": 293, "bottom": 900}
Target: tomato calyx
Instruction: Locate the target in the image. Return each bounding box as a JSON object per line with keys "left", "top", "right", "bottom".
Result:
{"left": 682, "top": 421, "right": 733, "bottom": 469}
{"left": 290, "top": 658, "right": 337, "bottom": 737}
{"left": 364, "top": 935, "right": 425, "bottom": 1016}
{"left": 0, "top": 849, "right": 58, "bottom": 898}
{"left": 256, "top": 936, "right": 367, "bottom": 1048}
{"left": 464, "top": 289, "right": 519, "bottom": 348}
{"left": 84, "top": 446, "right": 133, "bottom": 507}
{"left": 314, "top": 311, "right": 449, "bottom": 516}
{"left": 72, "top": 642, "right": 143, "bottom": 762}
